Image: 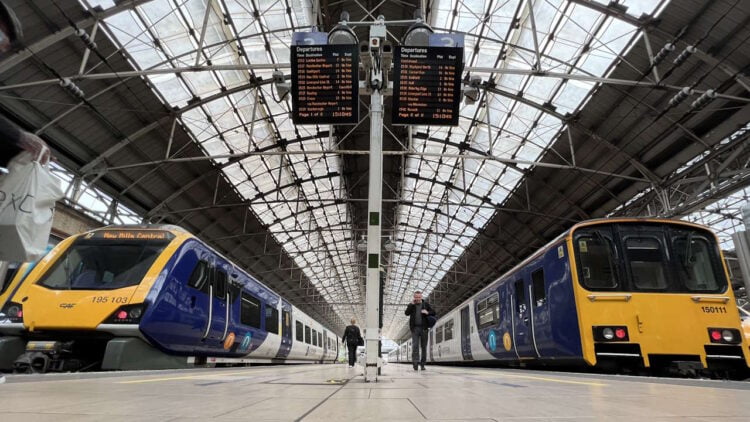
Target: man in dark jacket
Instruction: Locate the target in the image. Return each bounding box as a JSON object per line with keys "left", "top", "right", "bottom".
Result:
{"left": 341, "top": 318, "right": 361, "bottom": 368}
{"left": 404, "top": 291, "right": 435, "bottom": 371}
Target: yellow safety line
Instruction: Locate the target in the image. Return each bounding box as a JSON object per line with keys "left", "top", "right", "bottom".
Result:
{"left": 117, "top": 370, "right": 263, "bottom": 384}
{"left": 464, "top": 370, "right": 607, "bottom": 387}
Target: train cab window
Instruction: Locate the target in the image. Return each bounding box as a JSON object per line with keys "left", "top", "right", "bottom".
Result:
{"left": 240, "top": 293, "right": 261, "bottom": 328}
{"left": 305, "top": 326, "right": 311, "bottom": 344}
{"left": 36, "top": 238, "right": 169, "bottom": 290}
{"left": 214, "top": 269, "right": 228, "bottom": 299}
{"left": 295, "top": 321, "right": 304, "bottom": 341}
{"left": 576, "top": 234, "right": 619, "bottom": 290}
{"left": 312, "top": 329, "right": 318, "bottom": 346}
{"left": 514, "top": 280, "right": 525, "bottom": 314}
{"left": 265, "top": 306, "right": 279, "bottom": 334}
{"left": 435, "top": 325, "right": 443, "bottom": 343}
{"left": 477, "top": 293, "right": 499, "bottom": 329}
{"left": 531, "top": 269, "right": 546, "bottom": 306}
{"left": 672, "top": 235, "right": 723, "bottom": 292}
{"left": 624, "top": 236, "right": 668, "bottom": 290}
{"left": 444, "top": 320, "right": 454, "bottom": 341}
{"left": 1, "top": 262, "right": 21, "bottom": 295}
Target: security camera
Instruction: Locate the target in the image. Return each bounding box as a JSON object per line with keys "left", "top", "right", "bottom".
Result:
{"left": 273, "top": 70, "right": 290, "bottom": 100}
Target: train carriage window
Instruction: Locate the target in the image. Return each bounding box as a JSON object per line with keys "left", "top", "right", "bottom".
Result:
{"left": 283, "top": 310, "right": 291, "bottom": 332}
{"left": 312, "top": 329, "right": 318, "bottom": 346}
{"left": 318, "top": 333, "right": 323, "bottom": 347}
{"left": 624, "top": 236, "right": 668, "bottom": 290}
{"left": 435, "top": 325, "right": 443, "bottom": 343}
{"left": 672, "top": 235, "right": 723, "bottom": 292}
{"left": 575, "top": 233, "right": 619, "bottom": 290}
{"left": 444, "top": 320, "right": 454, "bottom": 341}
{"left": 214, "top": 269, "right": 228, "bottom": 299}
{"left": 240, "top": 293, "right": 261, "bottom": 328}
{"left": 514, "top": 280, "right": 525, "bottom": 314}
{"left": 295, "top": 321, "right": 304, "bottom": 341}
{"left": 477, "top": 293, "right": 500, "bottom": 329}
{"left": 305, "top": 325, "right": 311, "bottom": 344}
{"left": 532, "top": 269, "right": 546, "bottom": 306}
{"left": 265, "top": 306, "right": 279, "bottom": 334}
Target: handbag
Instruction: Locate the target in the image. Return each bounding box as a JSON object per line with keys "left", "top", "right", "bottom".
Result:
{"left": 426, "top": 315, "right": 437, "bottom": 328}
{"left": 0, "top": 150, "right": 63, "bottom": 261}
{"left": 357, "top": 334, "right": 364, "bottom": 347}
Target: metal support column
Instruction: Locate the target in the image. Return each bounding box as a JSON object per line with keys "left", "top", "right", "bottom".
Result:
{"left": 364, "top": 84, "right": 384, "bottom": 383}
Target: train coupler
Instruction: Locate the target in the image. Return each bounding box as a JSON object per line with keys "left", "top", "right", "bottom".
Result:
{"left": 13, "top": 340, "right": 84, "bottom": 373}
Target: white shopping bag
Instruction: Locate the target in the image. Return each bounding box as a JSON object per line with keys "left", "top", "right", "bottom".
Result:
{"left": 0, "top": 151, "right": 63, "bottom": 261}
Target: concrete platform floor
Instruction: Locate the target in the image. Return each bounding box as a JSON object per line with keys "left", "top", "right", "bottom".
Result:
{"left": 1, "top": 363, "right": 749, "bottom": 421}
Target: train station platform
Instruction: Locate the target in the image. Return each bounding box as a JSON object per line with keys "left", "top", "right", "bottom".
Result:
{"left": 1, "top": 364, "right": 749, "bottom": 421}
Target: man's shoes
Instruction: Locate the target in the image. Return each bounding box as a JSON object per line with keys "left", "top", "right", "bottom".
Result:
{"left": 420, "top": 365, "right": 426, "bottom": 371}
{"left": 413, "top": 365, "right": 418, "bottom": 371}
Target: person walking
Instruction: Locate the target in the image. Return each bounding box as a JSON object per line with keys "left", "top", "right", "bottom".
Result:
{"left": 341, "top": 318, "right": 361, "bottom": 368}
{"left": 405, "top": 291, "right": 435, "bottom": 371}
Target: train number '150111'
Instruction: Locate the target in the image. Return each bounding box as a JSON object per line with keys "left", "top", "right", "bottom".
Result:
{"left": 701, "top": 306, "right": 727, "bottom": 314}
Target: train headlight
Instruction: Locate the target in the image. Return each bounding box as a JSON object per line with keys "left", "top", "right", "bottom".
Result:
{"left": 593, "top": 326, "right": 629, "bottom": 342}
{"left": 105, "top": 304, "right": 146, "bottom": 324}
{"left": 708, "top": 328, "right": 741, "bottom": 344}
{"left": 129, "top": 307, "right": 143, "bottom": 319}
{"left": 1, "top": 302, "right": 24, "bottom": 323}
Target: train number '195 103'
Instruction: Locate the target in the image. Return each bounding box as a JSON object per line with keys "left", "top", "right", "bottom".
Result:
{"left": 91, "top": 296, "right": 128, "bottom": 304}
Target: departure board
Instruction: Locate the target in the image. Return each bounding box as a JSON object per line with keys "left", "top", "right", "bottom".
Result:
{"left": 392, "top": 46, "right": 463, "bottom": 126}
{"left": 291, "top": 44, "right": 358, "bottom": 125}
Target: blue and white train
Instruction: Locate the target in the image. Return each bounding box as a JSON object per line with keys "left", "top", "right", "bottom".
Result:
{"left": 0, "top": 225, "right": 339, "bottom": 372}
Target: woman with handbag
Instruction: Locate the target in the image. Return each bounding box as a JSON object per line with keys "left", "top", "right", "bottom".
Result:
{"left": 341, "top": 318, "right": 362, "bottom": 368}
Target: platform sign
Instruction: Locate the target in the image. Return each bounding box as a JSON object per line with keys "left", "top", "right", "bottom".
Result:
{"left": 291, "top": 44, "right": 359, "bottom": 125}
{"left": 392, "top": 46, "right": 463, "bottom": 126}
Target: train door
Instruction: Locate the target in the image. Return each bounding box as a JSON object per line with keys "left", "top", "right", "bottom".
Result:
{"left": 529, "top": 268, "right": 547, "bottom": 356}
{"left": 189, "top": 255, "right": 214, "bottom": 344}
{"left": 276, "top": 303, "right": 293, "bottom": 359}
{"left": 207, "top": 262, "right": 229, "bottom": 345}
{"left": 512, "top": 277, "right": 539, "bottom": 358}
{"left": 460, "top": 306, "right": 473, "bottom": 360}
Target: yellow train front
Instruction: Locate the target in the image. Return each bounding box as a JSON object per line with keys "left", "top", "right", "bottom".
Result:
{"left": 570, "top": 219, "right": 750, "bottom": 375}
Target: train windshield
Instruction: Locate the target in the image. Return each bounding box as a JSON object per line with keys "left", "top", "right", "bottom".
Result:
{"left": 574, "top": 224, "right": 727, "bottom": 294}
{"left": 36, "top": 237, "right": 171, "bottom": 290}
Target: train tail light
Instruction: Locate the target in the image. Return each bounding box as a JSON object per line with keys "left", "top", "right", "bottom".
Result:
{"left": 1, "top": 302, "right": 24, "bottom": 323}
{"left": 593, "top": 326, "right": 629, "bottom": 342}
{"left": 105, "top": 304, "right": 146, "bottom": 324}
{"left": 708, "top": 328, "right": 740, "bottom": 344}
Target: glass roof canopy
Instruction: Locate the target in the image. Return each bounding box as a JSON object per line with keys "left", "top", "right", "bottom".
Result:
{"left": 82, "top": 0, "right": 669, "bottom": 336}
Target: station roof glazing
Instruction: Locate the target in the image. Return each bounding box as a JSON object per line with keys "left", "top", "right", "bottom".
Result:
{"left": 61, "top": 0, "right": 749, "bottom": 339}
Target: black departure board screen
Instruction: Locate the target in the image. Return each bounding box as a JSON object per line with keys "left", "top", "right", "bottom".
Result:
{"left": 392, "top": 46, "right": 463, "bottom": 126}
{"left": 291, "top": 44, "right": 358, "bottom": 125}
